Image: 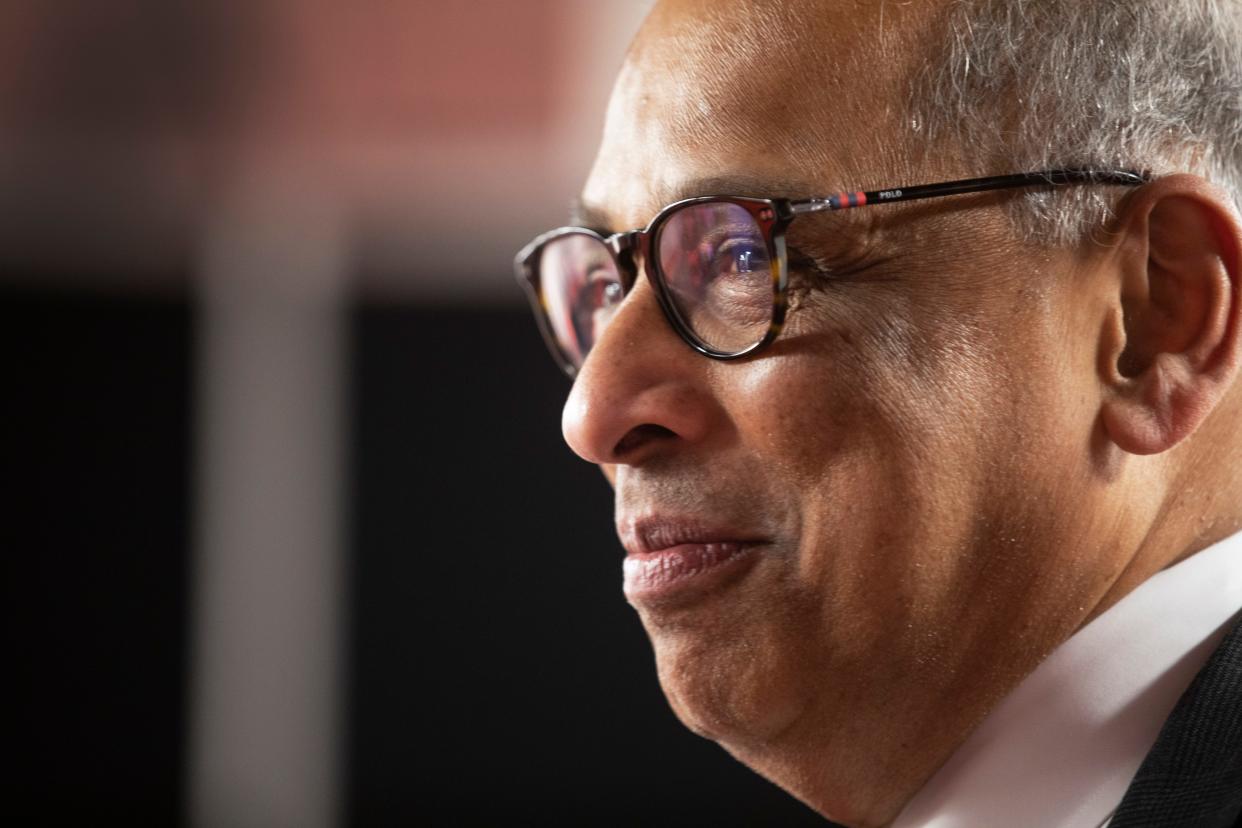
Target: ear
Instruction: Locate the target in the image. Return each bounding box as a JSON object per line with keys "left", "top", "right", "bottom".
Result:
{"left": 1100, "top": 174, "right": 1242, "bottom": 456}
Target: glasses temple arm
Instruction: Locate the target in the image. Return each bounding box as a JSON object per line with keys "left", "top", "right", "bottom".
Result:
{"left": 789, "top": 168, "right": 1150, "bottom": 215}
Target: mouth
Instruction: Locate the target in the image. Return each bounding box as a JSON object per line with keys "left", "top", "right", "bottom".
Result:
{"left": 619, "top": 519, "right": 766, "bottom": 607}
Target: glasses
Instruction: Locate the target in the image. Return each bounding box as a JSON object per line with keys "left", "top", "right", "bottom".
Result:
{"left": 515, "top": 168, "right": 1148, "bottom": 378}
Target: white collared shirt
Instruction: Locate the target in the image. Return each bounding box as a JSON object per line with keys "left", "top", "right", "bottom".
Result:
{"left": 893, "top": 530, "right": 1242, "bottom": 828}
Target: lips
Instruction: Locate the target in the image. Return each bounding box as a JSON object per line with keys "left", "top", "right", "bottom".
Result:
{"left": 619, "top": 519, "right": 765, "bottom": 605}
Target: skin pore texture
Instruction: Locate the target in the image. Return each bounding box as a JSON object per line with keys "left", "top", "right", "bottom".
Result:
{"left": 558, "top": 1, "right": 1242, "bottom": 825}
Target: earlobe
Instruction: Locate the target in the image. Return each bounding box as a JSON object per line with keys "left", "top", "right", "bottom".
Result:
{"left": 1100, "top": 175, "right": 1242, "bottom": 456}
{"left": 1103, "top": 354, "right": 1211, "bottom": 455}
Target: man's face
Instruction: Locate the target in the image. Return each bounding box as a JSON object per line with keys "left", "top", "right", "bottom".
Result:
{"left": 561, "top": 0, "right": 1132, "bottom": 802}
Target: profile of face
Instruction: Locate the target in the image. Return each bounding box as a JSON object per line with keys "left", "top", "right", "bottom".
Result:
{"left": 543, "top": 0, "right": 1242, "bottom": 823}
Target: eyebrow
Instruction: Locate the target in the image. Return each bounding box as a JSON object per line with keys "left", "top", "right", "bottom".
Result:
{"left": 568, "top": 174, "right": 825, "bottom": 231}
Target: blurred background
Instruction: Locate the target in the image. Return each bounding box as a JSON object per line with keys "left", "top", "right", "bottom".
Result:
{"left": 3, "top": 2, "right": 822, "bottom": 825}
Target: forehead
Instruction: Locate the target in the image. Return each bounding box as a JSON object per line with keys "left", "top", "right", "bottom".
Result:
{"left": 581, "top": 0, "right": 943, "bottom": 227}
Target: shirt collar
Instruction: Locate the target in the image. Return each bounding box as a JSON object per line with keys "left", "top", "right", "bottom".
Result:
{"left": 893, "top": 531, "right": 1242, "bottom": 828}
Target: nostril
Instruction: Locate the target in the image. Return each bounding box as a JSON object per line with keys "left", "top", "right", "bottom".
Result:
{"left": 613, "top": 423, "right": 677, "bottom": 459}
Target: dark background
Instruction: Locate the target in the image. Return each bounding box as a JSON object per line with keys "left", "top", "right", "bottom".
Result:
{"left": 5, "top": 290, "right": 822, "bottom": 825}
{"left": 5, "top": 283, "right": 193, "bottom": 826}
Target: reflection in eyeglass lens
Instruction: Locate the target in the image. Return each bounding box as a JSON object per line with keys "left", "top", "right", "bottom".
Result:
{"left": 657, "top": 203, "right": 772, "bottom": 352}
{"left": 540, "top": 233, "right": 623, "bottom": 368}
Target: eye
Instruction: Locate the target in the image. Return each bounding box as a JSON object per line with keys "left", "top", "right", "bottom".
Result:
{"left": 569, "top": 265, "right": 626, "bottom": 350}
{"left": 711, "top": 239, "right": 764, "bottom": 278}
{"left": 581, "top": 267, "right": 624, "bottom": 309}
{"left": 697, "top": 234, "right": 769, "bottom": 296}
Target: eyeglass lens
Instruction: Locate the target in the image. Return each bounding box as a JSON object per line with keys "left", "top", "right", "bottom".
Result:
{"left": 536, "top": 201, "right": 773, "bottom": 370}
{"left": 655, "top": 202, "right": 773, "bottom": 353}
{"left": 538, "top": 232, "right": 625, "bottom": 369}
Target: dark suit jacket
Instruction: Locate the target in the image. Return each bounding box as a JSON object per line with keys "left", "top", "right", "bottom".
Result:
{"left": 1110, "top": 612, "right": 1242, "bottom": 828}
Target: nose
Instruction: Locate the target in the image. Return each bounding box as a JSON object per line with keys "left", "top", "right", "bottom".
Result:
{"left": 561, "top": 279, "right": 717, "bottom": 467}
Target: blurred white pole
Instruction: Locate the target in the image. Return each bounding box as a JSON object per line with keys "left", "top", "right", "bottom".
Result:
{"left": 187, "top": 159, "right": 346, "bottom": 828}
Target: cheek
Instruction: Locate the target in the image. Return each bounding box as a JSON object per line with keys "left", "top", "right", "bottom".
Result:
{"left": 726, "top": 327, "right": 934, "bottom": 593}
{"left": 725, "top": 317, "right": 934, "bottom": 502}
{"left": 727, "top": 335, "right": 859, "bottom": 473}
{"left": 726, "top": 301, "right": 1019, "bottom": 622}
{"left": 648, "top": 303, "right": 1063, "bottom": 742}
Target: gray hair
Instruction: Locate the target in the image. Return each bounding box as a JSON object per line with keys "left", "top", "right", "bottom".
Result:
{"left": 912, "top": 0, "right": 1242, "bottom": 245}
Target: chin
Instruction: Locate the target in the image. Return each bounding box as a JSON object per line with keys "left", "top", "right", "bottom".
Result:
{"left": 630, "top": 539, "right": 828, "bottom": 747}
{"left": 645, "top": 607, "right": 815, "bottom": 748}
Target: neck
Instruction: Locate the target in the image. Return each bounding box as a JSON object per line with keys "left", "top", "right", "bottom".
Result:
{"left": 1093, "top": 391, "right": 1242, "bottom": 625}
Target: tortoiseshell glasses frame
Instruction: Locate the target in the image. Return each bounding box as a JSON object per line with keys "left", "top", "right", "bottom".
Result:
{"left": 515, "top": 168, "right": 1149, "bottom": 379}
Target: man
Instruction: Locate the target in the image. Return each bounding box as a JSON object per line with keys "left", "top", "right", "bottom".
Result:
{"left": 515, "top": 1, "right": 1242, "bottom": 825}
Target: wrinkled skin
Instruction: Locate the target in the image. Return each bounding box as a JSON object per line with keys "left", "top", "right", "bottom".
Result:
{"left": 557, "top": 1, "right": 1242, "bottom": 824}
